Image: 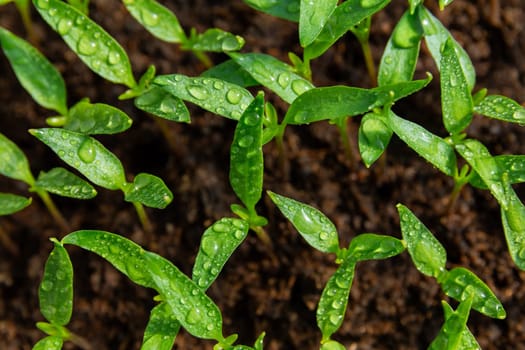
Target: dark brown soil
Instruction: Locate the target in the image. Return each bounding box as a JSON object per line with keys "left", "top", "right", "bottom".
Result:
{"left": 1, "top": 0, "right": 525, "bottom": 349}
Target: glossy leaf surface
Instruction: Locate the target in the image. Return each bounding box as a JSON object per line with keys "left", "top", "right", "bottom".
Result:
{"left": 66, "top": 100, "right": 133, "bottom": 134}
{"left": 62, "top": 230, "right": 153, "bottom": 288}
{"left": 154, "top": 74, "right": 253, "bottom": 120}
{"left": 184, "top": 28, "right": 244, "bottom": 53}
{"left": 440, "top": 267, "right": 506, "bottom": 319}
{"left": 201, "top": 59, "right": 259, "bottom": 88}
{"left": 397, "top": 204, "right": 446, "bottom": 278}
{"left": 35, "top": 167, "right": 97, "bottom": 199}
{"left": 134, "top": 86, "right": 190, "bottom": 122}
{"left": 0, "top": 192, "right": 32, "bottom": 215}
{"left": 358, "top": 112, "right": 393, "bottom": 167}
{"left": 268, "top": 191, "right": 340, "bottom": 254}
{"left": 32, "top": 336, "right": 63, "bottom": 350}
{"left": 0, "top": 27, "right": 67, "bottom": 115}
{"left": 348, "top": 233, "right": 405, "bottom": 262}
{"left": 33, "top": 0, "right": 136, "bottom": 87}
{"left": 500, "top": 181, "right": 525, "bottom": 270}
{"left": 229, "top": 53, "right": 314, "bottom": 104}
{"left": 320, "top": 340, "right": 346, "bottom": 350}
{"left": 39, "top": 241, "right": 73, "bottom": 326}
{"left": 387, "top": 111, "right": 456, "bottom": 177}
{"left": 141, "top": 302, "right": 180, "bottom": 350}
{"left": 469, "top": 155, "right": 525, "bottom": 189}
{"left": 299, "top": 0, "right": 337, "bottom": 47}
{"left": 123, "top": 0, "right": 186, "bottom": 43}
{"left": 143, "top": 251, "right": 224, "bottom": 341}
{"left": 192, "top": 218, "right": 249, "bottom": 290}
{"left": 242, "top": 0, "right": 300, "bottom": 21}
{"left": 429, "top": 299, "right": 477, "bottom": 350}
{"left": 30, "top": 128, "right": 126, "bottom": 190}
{"left": 123, "top": 173, "right": 173, "bottom": 209}
{"left": 317, "top": 256, "right": 355, "bottom": 341}
{"left": 0, "top": 132, "right": 34, "bottom": 184}
{"left": 475, "top": 95, "right": 525, "bottom": 124}
{"left": 229, "top": 93, "right": 264, "bottom": 213}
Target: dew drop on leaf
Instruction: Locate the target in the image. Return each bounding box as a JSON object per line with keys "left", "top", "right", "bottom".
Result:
{"left": 213, "top": 222, "right": 228, "bottom": 233}
{"left": 185, "top": 308, "right": 202, "bottom": 325}
{"left": 77, "top": 139, "right": 96, "bottom": 163}
{"left": 329, "top": 313, "right": 341, "bottom": 325}
{"left": 77, "top": 36, "right": 98, "bottom": 56}
{"left": 141, "top": 10, "right": 159, "bottom": 26}
{"left": 360, "top": 0, "right": 384, "bottom": 8}
{"left": 36, "top": 0, "right": 50, "bottom": 9}
{"left": 57, "top": 19, "right": 73, "bottom": 35}
{"left": 277, "top": 73, "right": 290, "bottom": 88}
{"left": 221, "top": 36, "right": 241, "bottom": 51}
{"left": 213, "top": 81, "right": 224, "bottom": 90}
{"left": 513, "top": 109, "right": 525, "bottom": 122}
{"left": 291, "top": 80, "right": 311, "bottom": 95}
{"left": 226, "top": 89, "right": 242, "bottom": 104}
{"left": 238, "top": 135, "right": 254, "bottom": 148}
{"left": 41, "top": 280, "right": 54, "bottom": 291}
{"left": 243, "top": 114, "right": 260, "bottom": 126}
{"left": 108, "top": 51, "right": 121, "bottom": 65}
{"left": 201, "top": 236, "right": 220, "bottom": 256}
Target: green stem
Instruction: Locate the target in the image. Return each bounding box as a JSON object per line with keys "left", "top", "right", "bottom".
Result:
{"left": 133, "top": 201, "right": 153, "bottom": 233}
{"left": 192, "top": 50, "right": 213, "bottom": 68}
{"left": 359, "top": 38, "right": 377, "bottom": 87}
{"left": 334, "top": 117, "right": 355, "bottom": 169}
{"left": 251, "top": 225, "right": 272, "bottom": 247}
{"left": 275, "top": 124, "right": 288, "bottom": 178}
{"left": 15, "top": 0, "right": 36, "bottom": 45}
{"left": 35, "top": 189, "right": 70, "bottom": 233}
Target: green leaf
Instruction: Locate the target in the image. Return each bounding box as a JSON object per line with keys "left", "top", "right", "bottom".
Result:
{"left": 62, "top": 230, "right": 154, "bottom": 288}
{"left": 299, "top": 0, "right": 337, "bottom": 47}
{"left": 143, "top": 251, "right": 225, "bottom": 341}
{"left": 378, "top": 10, "right": 422, "bottom": 86}
{"left": 500, "top": 180, "right": 525, "bottom": 270}
{"left": 317, "top": 256, "right": 356, "bottom": 341}
{"left": 440, "top": 39, "right": 473, "bottom": 135}
{"left": 408, "top": 0, "right": 423, "bottom": 14}
{"left": 39, "top": 240, "right": 73, "bottom": 326}
{"left": 141, "top": 302, "right": 180, "bottom": 350}
{"left": 469, "top": 155, "right": 525, "bottom": 189}
{"left": 154, "top": 74, "right": 254, "bottom": 120}
{"left": 0, "top": 192, "right": 32, "bottom": 215}
{"left": 387, "top": 111, "right": 457, "bottom": 177}
{"left": 374, "top": 75, "right": 432, "bottom": 105}
{"left": 455, "top": 139, "right": 507, "bottom": 208}
{"left": 0, "top": 27, "right": 68, "bottom": 115}
{"left": 192, "top": 218, "right": 249, "bottom": 290}
{"left": 33, "top": 0, "right": 136, "bottom": 87}
{"left": 229, "top": 93, "right": 265, "bottom": 213}
{"left": 123, "top": 0, "right": 186, "bottom": 43}
{"left": 397, "top": 204, "right": 446, "bottom": 278}
{"left": 32, "top": 336, "right": 63, "bottom": 350}
{"left": 184, "top": 28, "right": 244, "bottom": 53}
{"left": 30, "top": 128, "right": 127, "bottom": 190}
{"left": 320, "top": 340, "right": 346, "bottom": 350}
{"left": 439, "top": 0, "right": 455, "bottom": 10}
{"left": 439, "top": 267, "right": 506, "bottom": 319}
{"left": 348, "top": 233, "right": 405, "bottom": 261}
{"left": 123, "top": 173, "right": 173, "bottom": 209}
{"left": 0, "top": 132, "right": 34, "bottom": 184}
{"left": 66, "top": 0, "right": 88, "bottom": 14}
{"left": 474, "top": 95, "right": 525, "bottom": 124}
{"left": 229, "top": 53, "right": 314, "bottom": 104}
{"left": 242, "top": 0, "right": 300, "bottom": 22}
{"left": 418, "top": 6, "right": 475, "bottom": 91}
{"left": 268, "top": 191, "right": 340, "bottom": 254}
{"left": 35, "top": 167, "right": 97, "bottom": 199}
{"left": 358, "top": 112, "right": 393, "bottom": 167}
{"left": 65, "top": 99, "right": 133, "bottom": 134}
{"left": 304, "top": 0, "right": 390, "bottom": 60}
{"left": 429, "top": 299, "right": 476, "bottom": 350}
{"left": 134, "top": 86, "right": 190, "bottom": 123}
{"left": 201, "top": 59, "right": 259, "bottom": 88}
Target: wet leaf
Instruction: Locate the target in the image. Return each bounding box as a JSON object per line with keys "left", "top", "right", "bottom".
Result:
{"left": 201, "top": 59, "right": 259, "bottom": 88}
{"left": 348, "top": 233, "right": 405, "bottom": 261}
{"left": 35, "top": 167, "right": 97, "bottom": 199}
{"left": 474, "top": 95, "right": 525, "bottom": 124}
{"left": 320, "top": 340, "right": 346, "bottom": 350}
{"left": 184, "top": 28, "right": 244, "bottom": 53}
{"left": 500, "top": 180, "right": 525, "bottom": 270}
{"left": 0, "top": 132, "right": 34, "bottom": 184}
{"left": 141, "top": 302, "right": 180, "bottom": 350}
{"left": 0, "top": 192, "right": 32, "bottom": 215}
{"left": 123, "top": 173, "right": 173, "bottom": 209}
{"left": 32, "top": 336, "right": 63, "bottom": 350}
{"left": 242, "top": 0, "right": 300, "bottom": 21}
{"left": 429, "top": 299, "right": 477, "bottom": 350}
{"left": 65, "top": 99, "right": 133, "bottom": 134}
{"left": 358, "top": 112, "right": 393, "bottom": 167}
{"left": 299, "top": 0, "right": 337, "bottom": 47}
{"left": 134, "top": 86, "right": 190, "bottom": 123}
{"left": 469, "top": 155, "right": 525, "bottom": 189}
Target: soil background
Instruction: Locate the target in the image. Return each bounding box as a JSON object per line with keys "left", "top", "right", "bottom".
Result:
{"left": 1, "top": 0, "right": 525, "bottom": 349}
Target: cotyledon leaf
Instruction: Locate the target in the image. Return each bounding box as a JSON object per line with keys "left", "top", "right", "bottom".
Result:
{"left": 0, "top": 193, "right": 32, "bottom": 215}
{"left": 39, "top": 240, "right": 73, "bottom": 326}
{"left": 475, "top": 95, "right": 525, "bottom": 124}
{"left": 29, "top": 128, "right": 126, "bottom": 190}
{"left": 429, "top": 299, "right": 475, "bottom": 350}
{"left": 229, "top": 52, "right": 314, "bottom": 104}
{"left": 192, "top": 218, "right": 249, "bottom": 290}
{"left": 320, "top": 340, "right": 346, "bottom": 350}
{"left": 184, "top": 28, "right": 245, "bottom": 53}
{"left": 33, "top": 0, "right": 136, "bottom": 87}
{"left": 122, "top": 0, "right": 186, "bottom": 43}
{"left": 32, "top": 336, "right": 63, "bottom": 350}
{"left": 439, "top": 302, "right": 481, "bottom": 350}
{"left": 0, "top": 26, "right": 68, "bottom": 115}
{"left": 134, "top": 86, "right": 190, "bottom": 123}
{"left": 154, "top": 74, "right": 254, "bottom": 120}
{"left": 0, "top": 132, "right": 35, "bottom": 184}
{"left": 348, "top": 233, "right": 405, "bottom": 262}
{"left": 123, "top": 173, "right": 173, "bottom": 209}
{"left": 268, "top": 191, "right": 340, "bottom": 254}
{"left": 299, "top": 0, "right": 337, "bottom": 47}
{"left": 65, "top": 99, "right": 133, "bottom": 134}
{"left": 500, "top": 179, "right": 525, "bottom": 270}
{"left": 397, "top": 204, "right": 446, "bottom": 278}
{"left": 141, "top": 302, "right": 180, "bottom": 350}
{"left": 358, "top": 112, "right": 393, "bottom": 168}
{"left": 35, "top": 167, "right": 97, "bottom": 199}
{"left": 242, "top": 0, "right": 300, "bottom": 22}
{"left": 469, "top": 155, "right": 525, "bottom": 189}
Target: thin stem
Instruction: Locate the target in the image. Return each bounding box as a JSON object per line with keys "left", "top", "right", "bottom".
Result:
{"left": 251, "top": 225, "right": 272, "bottom": 248}
{"left": 69, "top": 331, "right": 93, "bottom": 350}
{"left": 192, "top": 50, "right": 213, "bottom": 69}
{"left": 35, "top": 189, "right": 70, "bottom": 233}
{"left": 275, "top": 125, "right": 288, "bottom": 179}
{"left": 359, "top": 39, "right": 377, "bottom": 87}
{"left": 133, "top": 201, "right": 153, "bottom": 233}
{"left": 335, "top": 117, "right": 355, "bottom": 169}
{"left": 15, "top": 0, "right": 36, "bottom": 45}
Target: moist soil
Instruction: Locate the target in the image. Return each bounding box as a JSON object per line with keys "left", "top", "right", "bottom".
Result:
{"left": 1, "top": 0, "right": 525, "bottom": 349}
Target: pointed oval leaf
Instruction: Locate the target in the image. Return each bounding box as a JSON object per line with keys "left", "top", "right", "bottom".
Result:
{"left": 469, "top": 155, "right": 525, "bottom": 189}
{"left": 154, "top": 74, "right": 253, "bottom": 120}
{"left": 62, "top": 230, "right": 154, "bottom": 288}
{"left": 66, "top": 100, "right": 133, "bottom": 134}
{"left": 230, "top": 93, "right": 264, "bottom": 211}
{"left": 348, "top": 233, "right": 405, "bottom": 262}
{"left": 185, "top": 28, "right": 244, "bottom": 53}
{"left": 242, "top": 0, "right": 300, "bottom": 22}
{"left": 474, "top": 95, "right": 525, "bottom": 124}
{"left": 429, "top": 299, "right": 476, "bottom": 350}
{"left": 387, "top": 111, "right": 457, "bottom": 176}
{"left": 33, "top": 336, "right": 63, "bottom": 350}
{"left": 143, "top": 251, "right": 225, "bottom": 341}
{"left": 192, "top": 218, "right": 249, "bottom": 290}
{"left": 30, "top": 128, "right": 126, "bottom": 190}
{"left": 268, "top": 191, "right": 340, "bottom": 253}
{"left": 141, "top": 302, "right": 180, "bottom": 350}
{"left": 39, "top": 241, "right": 73, "bottom": 326}
{"left": 123, "top": 173, "right": 173, "bottom": 209}
{"left": 500, "top": 181, "right": 525, "bottom": 270}
{"left": 229, "top": 53, "right": 314, "bottom": 104}
{"left": 134, "top": 86, "right": 190, "bottom": 123}
{"left": 397, "top": 204, "right": 446, "bottom": 278}
{"left": 33, "top": 0, "right": 136, "bottom": 87}
{"left": 123, "top": 0, "right": 186, "bottom": 43}
{"left": 35, "top": 167, "right": 97, "bottom": 199}
{"left": 440, "top": 267, "right": 506, "bottom": 319}
{"left": 0, "top": 27, "right": 68, "bottom": 115}
{"left": 0, "top": 193, "right": 32, "bottom": 215}
{"left": 317, "top": 257, "right": 356, "bottom": 341}
{"left": 358, "top": 112, "right": 393, "bottom": 167}
{"left": 0, "top": 132, "right": 34, "bottom": 184}
{"left": 201, "top": 59, "right": 259, "bottom": 88}
{"left": 299, "top": 0, "right": 337, "bottom": 47}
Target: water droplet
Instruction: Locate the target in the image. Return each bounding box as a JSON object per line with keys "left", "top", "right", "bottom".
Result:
{"left": 191, "top": 289, "right": 199, "bottom": 296}
{"left": 243, "top": 114, "right": 260, "bottom": 126}
{"left": 238, "top": 135, "right": 254, "bottom": 148}
{"left": 36, "top": 0, "right": 50, "bottom": 9}
{"left": 57, "top": 19, "right": 73, "bottom": 35}
{"left": 291, "top": 80, "right": 311, "bottom": 95}
{"left": 331, "top": 299, "right": 343, "bottom": 309}
{"left": 108, "top": 51, "right": 121, "bottom": 65}
{"left": 319, "top": 231, "right": 329, "bottom": 241}
{"left": 360, "top": 0, "right": 383, "bottom": 8}
{"left": 513, "top": 109, "right": 525, "bottom": 121}
{"left": 206, "top": 323, "right": 215, "bottom": 331}
{"left": 48, "top": 8, "right": 57, "bottom": 16}
{"left": 329, "top": 313, "right": 341, "bottom": 325}
{"left": 185, "top": 308, "right": 202, "bottom": 325}
{"left": 326, "top": 288, "right": 337, "bottom": 297}
{"left": 201, "top": 236, "right": 219, "bottom": 256}
{"left": 221, "top": 36, "right": 240, "bottom": 51}
{"left": 226, "top": 89, "right": 242, "bottom": 104}
{"left": 213, "top": 81, "right": 224, "bottom": 90}
{"left": 58, "top": 150, "right": 66, "bottom": 157}
{"left": 449, "top": 74, "right": 458, "bottom": 87}
{"left": 198, "top": 277, "right": 208, "bottom": 287}
{"left": 231, "top": 111, "right": 242, "bottom": 119}
{"left": 518, "top": 247, "right": 525, "bottom": 260}
{"left": 335, "top": 275, "right": 348, "bottom": 288}
{"left": 75, "top": 16, "right": 84, "bottom": 25}
{"left": 277, "top": 73, "right": 290, "bottom": 88}
{"left": 233, "top": 230, "right": 244, "bottom": 240}
{"left": 77, "top": 36, "right": 98, "bottom": 56}
{"left": 77, "top": 138, "right": 96, "bottom": 163}
{"left": 203, "top": 261, "right": 212, "bottom": 270}
{"left": 213, "top": 222, "right": 229, "bottom": 232}
{"left": 141, "top": 10, "right": 159, "bottom": 26}
{"left": 109, "top": 244, "right": 120, "bottom": 254}
{"left": 41, "top": 280, "right": 53, "bottom": 291}
{"left": 187, "top": 85, "right": 209, "bottom": 100}
{"left": 92, "top": 59, "right": 102, "bottom": 70}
